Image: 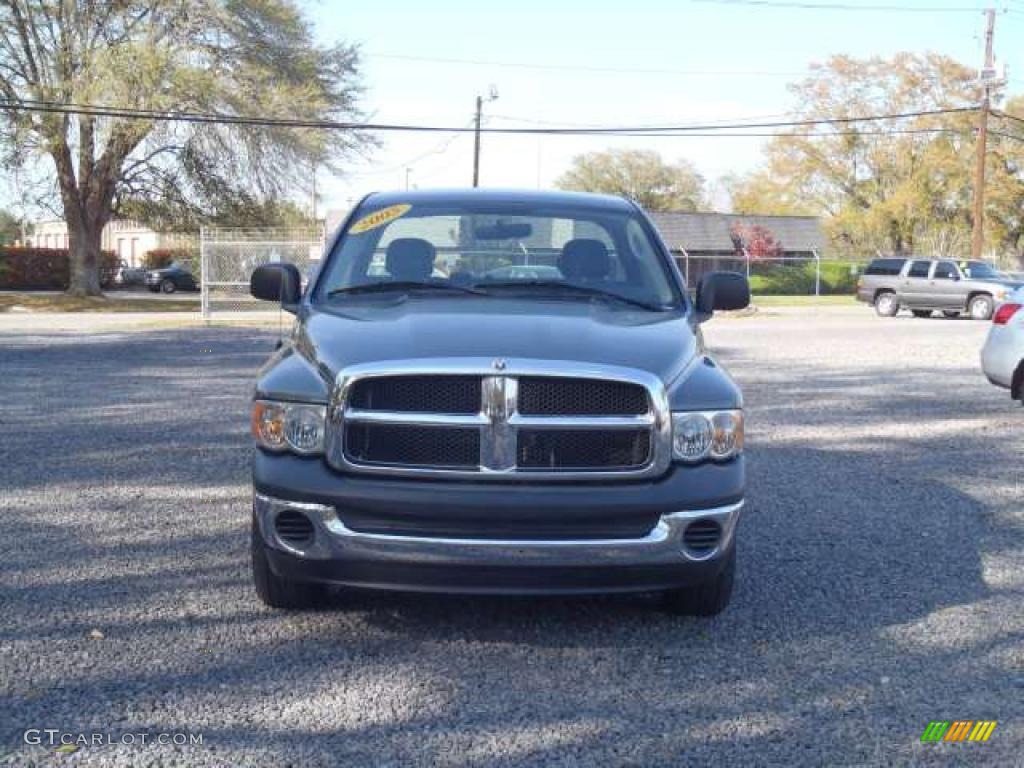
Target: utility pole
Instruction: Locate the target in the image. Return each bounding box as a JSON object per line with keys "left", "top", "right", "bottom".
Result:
{"left": 472, "top": 95, "right": 483, "bottom": 188}
{"left": 472, "top": 86, "right": 498, "bottom": 187}
{"left": 310, "top": 160, "right": 318, "bottom": 222}
{"left": 972, "top": 8, "right": 997, "bottom": 260}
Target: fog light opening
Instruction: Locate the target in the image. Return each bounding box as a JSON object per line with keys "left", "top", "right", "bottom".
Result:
{"left": 274, "top": 509, "right": 315, "bottom": 547}
{"left": 682, "top": 518, "right": 722, "bottom": 557}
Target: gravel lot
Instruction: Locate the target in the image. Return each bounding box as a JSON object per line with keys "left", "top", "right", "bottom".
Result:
{"left": 1, "top": 307, "right": 1021, "bottom": 767}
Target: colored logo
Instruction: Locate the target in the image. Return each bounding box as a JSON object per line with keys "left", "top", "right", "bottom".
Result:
{"left": 921, "top": 721, "right": 997, "bottom": 742}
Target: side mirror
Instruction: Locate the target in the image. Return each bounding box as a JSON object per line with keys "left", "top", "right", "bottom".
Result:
{"left": 251, "top": 263, "right": 302, "bottom": 310}
{"left": 696, "top": 271, "right": 750, "bottom": 320}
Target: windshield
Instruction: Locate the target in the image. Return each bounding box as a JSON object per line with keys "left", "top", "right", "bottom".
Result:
{"left": 961, "top": 261, "right": 1003, "bottom": 280}
{"left": 315, "top": 200, "right": 682, "bottom": 309}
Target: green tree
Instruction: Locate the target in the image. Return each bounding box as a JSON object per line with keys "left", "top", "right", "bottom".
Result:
{"left": 987, "top": 96, "right": 1024, "bottom": 265}
{"left": 723, "top": 171, "right": 816, "bottom": 217}
{"left": 0, "top": 207, "right": 20, "bottom": 245}
{"left": 557, "top": 149, "right": 707, "bottom": 211}
{"left": 0, "top": 1, "right": 367, "bottom": 295}
{"left": 732, "top": 53, "right": 1024, "bottom": 257}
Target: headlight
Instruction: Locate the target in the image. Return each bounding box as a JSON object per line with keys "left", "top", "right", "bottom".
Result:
{"left": 672, "top": 410, "right": 743, "bottom": 463}
{"left": 251, "top": 400, "right": 326, "bottom": 455}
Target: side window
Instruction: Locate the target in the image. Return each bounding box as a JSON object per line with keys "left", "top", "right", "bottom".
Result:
{"left": 908, "top": 260, "right": 931, "bottom": 278}
{"left": 934, "top": 262, "right": 958, "bottom": 280}
{"left": 866, "top": 258, "right": 905, "bottom": 276}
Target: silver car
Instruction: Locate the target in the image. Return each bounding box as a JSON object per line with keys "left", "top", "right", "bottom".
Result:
{"left": 981, "top": 286, "right": 1024, "bottom": 403}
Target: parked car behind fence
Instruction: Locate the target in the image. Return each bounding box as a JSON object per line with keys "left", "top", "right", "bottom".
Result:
{"left": 146, "top": 261, "right": 199, "bottom": 293}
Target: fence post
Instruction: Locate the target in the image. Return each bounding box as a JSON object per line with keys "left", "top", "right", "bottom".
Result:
{"left": 813, "top": 249, "right": 821, "bottom": 297}
{"left": 744, "top": 248, "right": 751, "bottom": 279}
{"left": 200, "top": 226, "right": 209, "bottom": 320}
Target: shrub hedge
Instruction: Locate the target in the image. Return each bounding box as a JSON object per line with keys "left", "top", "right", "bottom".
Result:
{"left": 748, "top": 261, "right": 862, "bottom": 296}
{"left": 0, "top": 247, "right": 119, "bottom": 290}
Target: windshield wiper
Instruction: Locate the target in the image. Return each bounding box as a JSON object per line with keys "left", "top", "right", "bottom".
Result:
{"left": 327, "top": 280, "right": 488, "bottom": 297}
{"left": 472, "top": 280, "right": 668, "bottom": 312}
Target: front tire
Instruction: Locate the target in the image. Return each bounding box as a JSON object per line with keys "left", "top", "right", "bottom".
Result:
{"left": 252, "top": 516, "right": 325, "bottom": 609}
{"left": 874, "top": 291, "right": 898, "bottom": 317}
{"left": 160, "top": 279, "right": 177, "bottom": 294}
{"left": 968, "top": 294, "right": 994, "bottom": 321}
{"left": 661, "top": 546, "right": 735, "bottom": 617}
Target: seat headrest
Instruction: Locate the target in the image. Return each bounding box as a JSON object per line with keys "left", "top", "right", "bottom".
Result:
{"left": 559, "top": 239, "right": 612, "bottom": 281}
{"left": 385, "top": 238, "right": 435, "bottom": 282}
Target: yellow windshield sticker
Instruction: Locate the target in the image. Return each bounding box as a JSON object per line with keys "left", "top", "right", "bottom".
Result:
{"left": 349, "top": 204, "right": 412, "bottom": 234}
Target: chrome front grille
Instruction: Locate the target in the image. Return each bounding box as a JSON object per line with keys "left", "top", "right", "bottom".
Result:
{"left": 326, "top": 359, "right": 672, "bottom": 480}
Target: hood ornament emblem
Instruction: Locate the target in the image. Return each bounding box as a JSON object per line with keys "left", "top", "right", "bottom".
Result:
{"left": 492, "top": 358, "right": 507, "bottom": 371}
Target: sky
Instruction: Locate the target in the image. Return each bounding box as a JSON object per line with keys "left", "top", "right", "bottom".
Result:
{"left": 306, "top": 0, "right": 1024, "bottom": 216}
{"left": 2, "top": 0, "right": 1022, "bottom": 220}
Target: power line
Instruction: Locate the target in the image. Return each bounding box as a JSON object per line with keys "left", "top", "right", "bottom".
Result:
{"left": 0, "top": 98, "right": 979, "bottom": 135}
{"left": 545, "top": 128, "right": 1021, "bottom": 139}
{"left": 486, "top": 113, "right": 1006, "bottom": 137}
{"left": 350, "top": 118, "right": 477, "bottom": 177}
{"left": 365, "top": 52, "right": 807, "bottom": 78}
{"left": 488, "top": 111, "right": 796, "bottom": 128}
{"left": 992, "top": 109, "right": 1024, "bottom": 125}
{"left": 691, "top": 0, "right": 991, "bottom": 11}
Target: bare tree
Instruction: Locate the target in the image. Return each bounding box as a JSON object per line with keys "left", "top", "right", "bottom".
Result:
{"left": 0, "top": 1, "right": 368, "bottom": 295}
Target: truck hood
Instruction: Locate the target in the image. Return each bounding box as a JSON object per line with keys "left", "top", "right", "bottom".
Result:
{"left": 297, "top": 296, "right": 697, "bottom": 386}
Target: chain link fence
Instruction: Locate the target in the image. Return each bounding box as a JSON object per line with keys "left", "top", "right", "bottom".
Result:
{"left": 677, "top": 252, "right": 871, "bottom": 297}
{"left": 199, "top": 226, "right": 325, "bottom": 318}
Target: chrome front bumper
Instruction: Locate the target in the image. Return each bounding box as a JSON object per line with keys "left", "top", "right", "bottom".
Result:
{"left": 254, "top": 492, "right": 742, "bottom": 568}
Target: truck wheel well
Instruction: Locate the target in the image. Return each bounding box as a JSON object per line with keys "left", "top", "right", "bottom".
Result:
{"left": 873, "top": 288, "right": 895, "bottom": 302}
{"left": 967, "top": 291, "right": 992, "bottom": 303}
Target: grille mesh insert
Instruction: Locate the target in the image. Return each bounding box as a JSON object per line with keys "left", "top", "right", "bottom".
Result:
{"left": 517, "top": 429, "right": 650, "bottom": 469}
{"left": 345, "top": 423, "right": 480, "bottom": 468}
{"left": 518, "top": 377, "right": 648, "bottom": 416}
{"left": 348, "top": 375, "right": 482, "bottom": 414}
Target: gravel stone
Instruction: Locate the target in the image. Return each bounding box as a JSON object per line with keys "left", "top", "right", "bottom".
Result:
{"left": 0, "top": 308, "right": 1020, "bottom": 766}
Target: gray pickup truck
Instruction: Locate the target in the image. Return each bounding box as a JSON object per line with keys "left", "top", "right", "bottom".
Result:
{"left": 856, "top": 257, "right": 1021, "bottom": 320}
{"left": 247, "top": 189, "right": 750, "bottom": 616}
